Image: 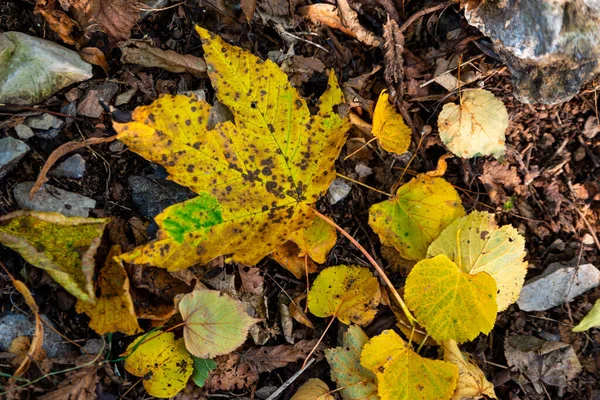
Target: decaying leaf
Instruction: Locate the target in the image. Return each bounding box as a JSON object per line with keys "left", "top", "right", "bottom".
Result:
{"left": 573, "top": 299, "right": 600, "bottom": 332}
{"left": 241, "top": 339, "right": 322, "bottom": 372}
{"left": 442, "top": 339, "right": 497, "bottom": 400}
{"left": 291, "top": 378, "right": 335, "bottom": 400}
{"left": 405, "top": 255, "right": 497, "bottom": 343}
{"left": 504, "top": 335, "right": 582, "bottom": 389}
{"left": 43, "top": 356, "right": 100, "bottom": 400}
{"left": 382, "top": 18, "right": 405, "bottom": 100}
{"left": 427, "top": 211, "right": 528, "bottom": 311}
{"left": 307, "top": 265, "right": 381, "bottom": 325}
{"left": 112, "top": 27, "right": 350, "bottom": 271}
{"left": 369, "top": 174, "right": 465, "bottom": 260}
{"left": 191, "top": 357, "right": 217, "bottom": 388}
{"left": 79, "top": 47, "right": 109, "bottom": 74}
{"left": 179, "top": 289, "right": 258, "bottom": 358}
{"left": 70, "top": 0, "right": 140, "bottom": 42}
{"left": 0, "top": 211, "right": 108, "bottom": 302}
{"left": 437, "top": 89, "right": 508, "bottom": 159}
{"left": 289, "top": 293, "right": 315, "bottom": 329}
{"left": 120, "top": 41, "right": 207, "bottom": 77}
{"left": 371, "top": 89, "right": 411, "bottom": 154}
{"left": 76, "top": 246, "right": 141, "bottom": 335}
{"left": 124, "top": 330, "right": 193, "bottom": 398}
{"left": 271, "top": 241, "right": 319, "bottom": 278}
{"left": 34, "top": 0, "right": 78, "bottom": 45}
{"left": 325, "top": 325, "right": 378, "bottom": 400}
{"left": 289, "top": 216, "right": 337, "bottom": 264}
{"left": 361, "top": 330, "right": 458, "bottom": 400}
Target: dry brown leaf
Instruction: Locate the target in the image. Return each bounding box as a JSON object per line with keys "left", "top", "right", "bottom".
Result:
{"left": 478, "top": 160, "right": 522, "bottom": 205}
{"left": 239, "top": 266, "right": 264, "bottom": 296}
{"left": 289, "top": 293, "right": 315, "bottom": 329}
{"left": 299, "top": 4, "right": 356, "bottom": 38}
{"left": 34, "top": 0, "right": 78, "bottom": 45}
{"left": 337, "top": 0, "right": 382, "bottom": 47}
{"left": 382, "top": 18, "right": 405, "bottom": 101}
{"left": 43, "top": 356, "right": 100, "bottom": 400}
{"left": 241, "top": 0, "right": 257, "bottom": 21}
{"left": 70, "top": 0, "right": 140, "bottom": 42}
{"left": 205, "top": 352, "right": 259, "bottom": 392}
{"left": 120, "top": 41, "right": 207, "bottom": 77}
{"left": 79, "top": 47, "right": 109, "bottom": 74}
{"left": 242, "top": 339, "right": 322, "bottom": 372}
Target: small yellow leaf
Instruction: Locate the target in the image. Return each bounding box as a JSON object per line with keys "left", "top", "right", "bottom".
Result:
{"left": 325, "top": 325, "right": 378, "bottom": 400}
{"left": 112, "top": 27, "right": 350, "bottom": 271}
{"left": 369, "top": 175, "right": 465, "bottom": 260}
{"left": 308, "top": 265, "right": 381, "bottom": 325}
{"left": 289, "top": 217, "right": 337, "bottom": 264}
{"left": 291, "top": 378, "right": 335, "bottom": 400}
{"left": 179, "top": 289, "right": 258, "bottom": 358}
{"left": 271, "top": 241, "right": 319, "bottom": 278}
{"left": 442, "top": 339, "right": 497, "bottom": 400}
{"left": 405, "top": 255, "right": 497, "bottom": 343}
{"left": 427, "top": 211, "right": 528, "bottom": 311}
{"left": 437, "top": 89, "right": 508, "bottom": 159}
{"left": 573, "top": 299, "right": 600, "bottom": 332}
{"left": 76, "top": 246, "right": 141, "bottom": 335}
{"left": 360, "top": 330, "right": 458, "bottom": 400}
{"left": 371, "top": 89, "right": 412, "bottom": 154}
{"left": 124, "top": 331, "right": 193, "bottom": 398}
{"left": 0, "top": 211, "right": 108, "bottom": 302}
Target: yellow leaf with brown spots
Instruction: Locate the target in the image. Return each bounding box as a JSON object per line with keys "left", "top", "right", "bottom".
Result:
{"left": 307, "top": 265, "right": 381, "bottom": 325}
{"left": 112, "top": 26, "right": 350, "bottom": 271}
{"left": 76, "top": 246, "right": 141, "bottom": 335}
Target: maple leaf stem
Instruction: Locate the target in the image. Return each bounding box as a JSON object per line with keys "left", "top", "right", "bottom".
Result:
{"left": 302, "top": 315, "right": 336, "bottom": 368}
{"left": 311, "top": 208, "right": 418, "bottom": 326}
{"left": 335, "top": 173, "right": 393, "bottom": 197}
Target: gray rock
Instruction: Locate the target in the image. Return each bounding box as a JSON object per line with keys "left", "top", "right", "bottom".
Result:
{"left": 109, "top": 140, "right": 126, "bottom": 152}
{"left": 327, "top": 178, "right": 352, "bottom": 205}
{"left": 60, "top": 102, "right": 77, "bottom": 130}
{"left": 77, "top": 82, "right": 119, "bottom": 118}
{"left": 49, "top": 154, "right": 86, "bottom": 179}
{"left": 128, "top": 175, "right": 196, "bottom": 220}
{"left": 24, "top": 113, "right": 64, "bottom": 130}
{"left": 0, "top": 32, "right": 92, "bottom": 105}
{"left": 14, "top": 181, "right": 96, "bottom": 217}
{"left": 80, "top": 338, "right": 105, "bottom": 355}
{"left": 0, "top": 137, "right": 29, "bottom": 179}
{"left": 518, "top": 261, "right": 600, "bottom": 311}
{"left": 465, "top": 0, "right": 600, "bottom": 104}
{"left": 34, "top": 128, "right": 61, "bottom": 140}
{"left": 0, "top": 313, "right": 77, "bottom": 358}
{"left": 14, "top": 124, "right": 34, "bottom": 140}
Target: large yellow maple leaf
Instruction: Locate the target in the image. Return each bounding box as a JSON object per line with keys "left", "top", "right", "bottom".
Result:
{"left": 112, "top": 27, "right": 350, "bottom": 270}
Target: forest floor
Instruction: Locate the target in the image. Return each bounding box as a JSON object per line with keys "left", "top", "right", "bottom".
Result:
{"left": 0, "top": 0, "right": 599, "bottom": 399}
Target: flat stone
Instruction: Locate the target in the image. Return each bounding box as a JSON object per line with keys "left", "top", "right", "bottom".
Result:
{"left": 0, "top": 137, "right": 29, "bottom": 180}
{"left": 77, "top": 82, "right": 119, "bottom": 118}
{"left": 128, "top": 175, "right": 196, "bottom": 220}
{"left": 327, "top": 178, "right": 352, "bottom": 205}
{"left": 14, "top": 181, "right": 96, "bottom": 217}
{"left": 518, "top": 261, "right": 600, "bottom": 311}
{"left": 465, "top": 0, "right": 600, "bottom": 104}
{"left": 109, "top": 140, "right": 125, "bottom": 152}
{"left": 49, "top": 154, "right": 86, "bottom": 179}
{"left": 0, "top": 31, "right": 92, "bottom": 105}
{"left": 114, "top": 87, "right": 137, "bottom": 106}
{"left": 34, "top": 128, "right": 61, "bottom": 140}
{"left": 24, "top": 113, "right": 64, "bottom": 130}
{"left": 14, "top": 124, "right": 34, "bottom": 140}
{"left": 0, "top": 313, "right": 77, "bottom": 358}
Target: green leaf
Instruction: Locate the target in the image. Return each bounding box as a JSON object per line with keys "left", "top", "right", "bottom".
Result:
{"left": 325, "top": 325, "right": 378, "bottom": 400}
{"left": 0, "top": 211, "right": 108, "bottom": 302}
{"left": 179, "top": 289, "right": 258, "bottom": 357}
{"left": 573, "top": 299, "right": 600, "bottom": 332}
{"left": 191, "top": 356, "right": 217, "bottom": 387}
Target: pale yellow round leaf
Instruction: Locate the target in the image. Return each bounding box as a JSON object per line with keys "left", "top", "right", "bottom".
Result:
{"left": 427, "top": 211, "right": 528, "bottom": 311}
{"left": 360, "top": 330, "right": 458, "bottom": 400}
{"left": 404, "top": 255, "right": 498, "bottom": 343}
{"left": 437, "top": 89, "right": 508, "bottom": 159}
{"left": 291, "top": 378, "right": 335, "bottom": 400}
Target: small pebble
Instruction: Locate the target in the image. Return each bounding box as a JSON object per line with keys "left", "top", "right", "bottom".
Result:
{"left": 355, "top": 163, "right": 373, "bottom": 178}
{"left": 14, "top": 181, "right": 96, "bottom": 217}
{"left": 327, "top": 178, "right": 352, "bottom": 205}
{"left": 14, "top": 124, "right": 34, "bottom": 140}
{"left": 25, "top": 113, "right": 64, "bottom": 130}
{"left": 109, "top": 140, "right": 125, "bottom": 152}
{"left": 0, "top": 137, "right": 29, "bottom": 180}
{"left": 574, "top": 146, "right": 586, "bottom": 162}
{"left": 582, "top": 233, "right": 595, "bottom": 246}
{"left": 49, "top": 154, "right": 86, "bottom": 179}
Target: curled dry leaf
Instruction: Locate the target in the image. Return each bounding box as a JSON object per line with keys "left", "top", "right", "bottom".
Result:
{"left": 120, "top": 41, "right": 207, "bottom": 77}
{"left": 34, "top": 0, "right": 78, "bottom": 45}
{"left": 337, "top": 0, "right": 382, "bottom": 47}
{"left": 437, "top": 89, "right": 508, "bottom": 159}
{"left": 271, "top": 241, "right": 319, "bottom": 278}
{"left": 79, "top": 47, "right": 109, "bottom": 74}
{"left": 405, "top": 255, "right": 498, "bottom": 343}
{"left": 124, "top": 331, "right": 193, "bottom": 398}
{"left": 299, "top": 4, "right": 356, "bottom": 38}
{"left": 325, "top": 325, "right": 378, "bottom": 400}
{"left": 0, "top": 211, "right": 108, "bottom": 302}
{"left": 368, "top": 174, "right": 465, "bottom": 260}
{"left": 178, "top": 289, "right": 258, "bottom": 358}
{"left": 427, "top": 211, "right": 528, "bottom": 311}
{"left": 382, "top": 18, "right": 405, "bottom": 100}
{"left": 361, "top": 330, "right": 458, "bottom": 400}
{"left": 371, "top": 89, "right": 412, "bottom": 154}
{"left": 76, "top": 245, "right": 142, "bottom": 335}
{"left": 112, "top": 27, "right": 350, "bottom": 271}
{"left": 442, "top": 339, "right": 497, "bottom": 400}
{"left": 289, "top": 293, "right": 314, "bottom": 329}
{"left": 307, "top": 265, "right": 381, "bottom": 325}
{"left": 291, "top": 378, "right": 334, "bottom": 400}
